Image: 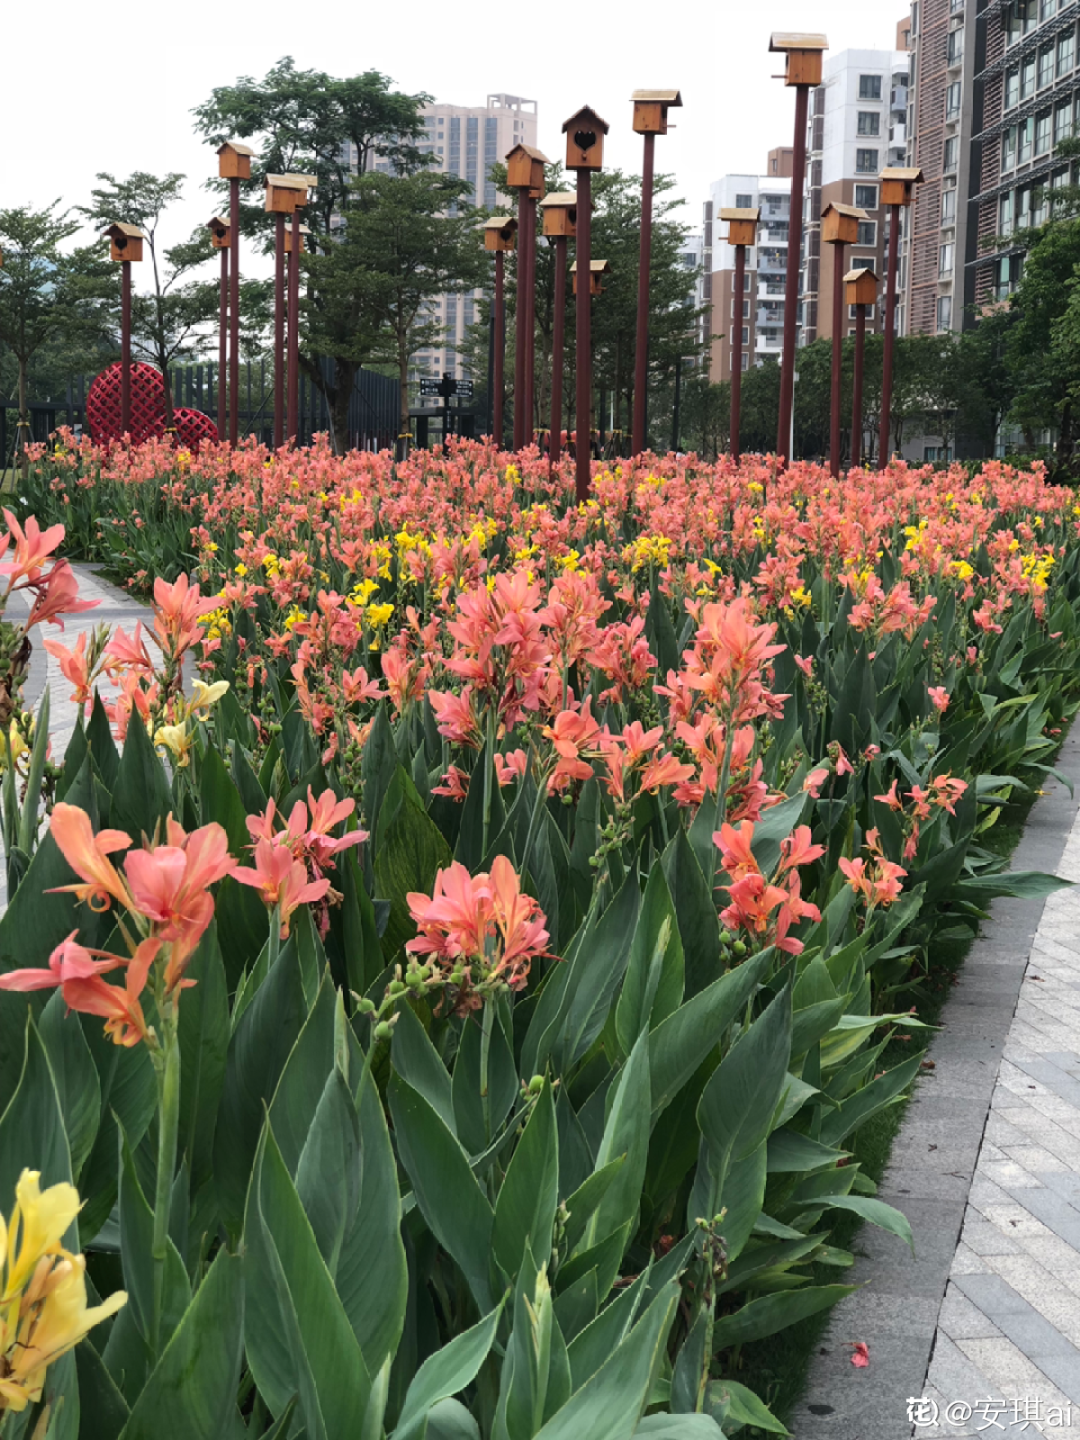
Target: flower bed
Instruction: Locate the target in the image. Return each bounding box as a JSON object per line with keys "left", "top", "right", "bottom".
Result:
{"left": 2, "top": 437, "right": 1079, "bottom": 1437}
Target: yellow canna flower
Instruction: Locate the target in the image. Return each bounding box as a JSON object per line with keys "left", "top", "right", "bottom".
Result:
{"left": 189, "top": 679, "right": 230, "bottom": 713}
{"left": 154, "top": 722, "right": 193, "bottom": 766}
{"left": 2, "top": 1172, "right": 81, "bottom": 1301}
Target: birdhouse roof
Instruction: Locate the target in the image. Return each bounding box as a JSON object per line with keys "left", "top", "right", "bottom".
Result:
{"left": 880, "top": 166, "right": 924, "bottom": 182}
{"left": 823, "top": 201, "right": 868, "bottom": 220}
{"left": 540, "top": 192, "right": 578, "bottom": 209}
{"left": 570, "top": 259, "right": 611, "bottom": 274}
{"left": 631, "top": 89, "right": 682, "bottom": 106}
{"left": 769, "top": 32, "right": 828, "bottom": 51}
{"left": 562, "top": 106, "right": 610, "bottom": 135}
{"left": 103, "top": 223, "right": 145, "bottom": 240}
{"left": 217, "top": 139, "right": 255, "bottom": 157}
{"left": 720, "top": 207, "right": 760, "bottom": 222}
{"left": 844, "top": 266, "right": 878, "bottom": 283}
{"left": 206, "top": 215, "right": 229, "bottom": 230}
{"left": 481, "top": 216, "right": 518, "bottom": 230}
{"left": 505, "top": 143, "right": 550, "bottom": 163}
{"left": 266, "top": 174, "right": 314, "bottom": 191}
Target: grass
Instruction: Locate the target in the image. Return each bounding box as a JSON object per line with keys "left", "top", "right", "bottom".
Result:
{"left": 728, "top": 802, "right": 1032, "bottom": 1433}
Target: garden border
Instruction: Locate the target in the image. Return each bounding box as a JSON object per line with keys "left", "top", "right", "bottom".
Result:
{"left": 788, "top": 719, "right": 1080, "bottom": 1440}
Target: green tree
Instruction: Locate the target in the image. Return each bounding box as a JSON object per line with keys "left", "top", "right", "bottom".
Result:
{"left": 81, "top": 173, "right": 220, "bottom": 423}
{"left": 0, "top": 205, "right": 114, "bottom": 468}
{"left": 680, "top": 373, "right": 730, "bottom": 458}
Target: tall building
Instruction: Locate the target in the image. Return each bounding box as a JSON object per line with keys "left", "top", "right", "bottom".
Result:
{"left": 703, "top": 169, "right": 792, "bottom": 381}
{"left": 373, "top": 94, "right": 538, "bottom": 378}
{"left": 801, "top": 46, "right": 911, "bottom": 344}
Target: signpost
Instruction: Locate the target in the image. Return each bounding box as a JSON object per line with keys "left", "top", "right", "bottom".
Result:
{"left": 419, "top": 374, "right": 473, "bottom": 450}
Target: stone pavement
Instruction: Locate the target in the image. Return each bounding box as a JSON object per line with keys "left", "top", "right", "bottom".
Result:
{"left": 789, "top": 723, "right": 1080, "bottom": 1440}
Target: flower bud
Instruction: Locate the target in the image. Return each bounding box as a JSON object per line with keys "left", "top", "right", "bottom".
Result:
{"left": 527, "top": 1075, "right": 544, "bottom": 1096}
{"left": 374, "top": 1021, "right": 393, "bottom": 1042}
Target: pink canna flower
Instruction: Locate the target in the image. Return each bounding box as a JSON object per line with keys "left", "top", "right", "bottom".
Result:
{"left": 488, "top": 855, "right": 549, "bottom": 986}
{"left": 927, "top": 685, "right": 950, "bottom": 714}
{"left": 47, "top": 804, "right": 132, "bottom": 912}
{"left": 25, "top": 561, "right": 99, "bottom": 630}
{"left": 43, "top": 633, "right": 93, "bottom": 710}
{"left": 232, "top": 839, "right": 330, "bottom": 937}
{"left": 639, "top": 750, "right": 696, "bottom": 795}
{"left": 0, "top": 511, "right": 65, "bottom": 586}
{"left": 0, "top": 932, "right": 157, "bottom": 1049}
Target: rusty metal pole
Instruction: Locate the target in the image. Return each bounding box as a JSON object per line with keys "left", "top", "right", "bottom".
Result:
{"left": 121, "top": 260, "right": 132, "bottom": 438}
{"left": 229, "top": 176, "right": 240, "bottom": 445}
{"left": 731, "top": 242, "right": 746, "bottom": 464}
{"left": 513, "top": 188, "right": 528, "bottom": 450}
{"left": 852, "top": 301, "right": 866, "bottom": 469}
{"left": 830, "top": 240, "right": 845, "bottom": 478}
{"left": 632, "top": 131, "right": 655, "bottom": 457}
{"left": 218, "top": 247, "right": 228, "bottom": 440}
{"left": 288, "top": 209, "right": 300, "bottom": 443}
{"left": 550, "top": 234, "right": 567, "bottom": 468}
{"left": 776, "top": 83, "right": 810, "bottom": 463}
{"left": 878, "top": 203, "right": 901, "bottom": 470}
{"left": 575, "top": 168, "right": 592, "bottom": 503}
{"left": 523, "top": 193, "right": 537, "bottom": 446}
{"left": 274, "top": 216, "right": 285, "bottom": 448}
{"left": 494, "top": 250, "right": 505, "bottom": 446}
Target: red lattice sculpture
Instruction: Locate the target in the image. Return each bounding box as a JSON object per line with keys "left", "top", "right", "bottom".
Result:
{"left": 86, "top": 363, "right": 167, "bottom": 447}
{"left": 86, "top": 362, "right": 219, "bottom": 452}
{"left": 173, "top": 407, "right": 220, "bottom": 453}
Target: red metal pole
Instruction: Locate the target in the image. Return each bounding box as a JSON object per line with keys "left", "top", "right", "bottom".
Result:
{"left": 494, "top": 250, "right": 505, "bottom": 447}
{"left": 513, "top": 188, "right": 528, "bottom": 450}
{"left": 121, "top": 260, "right": 132, "bottom": 438}
{"left": 218, "top": 247, "right": 228, "bottom": 440}
{"left": 550, "top": 234, "right": 567, "bottom": 468}
{"left": 852, "top": 302, "right": 866, "bottom": 469}
{"left": 731, "top": 242, "right": 746, "bottom": 464}
{"left": 777, "top": 83, "right": 810, "bottom": 464}
{"left": 878, "top": 203, "right": 901, "bottom": 470}
{"left": 830, "top": 240, "right": 845, "bottom": 478}
{"left": 575, "top": 169, "right": 592, "bottom": 503}
{"left": 274, "top": 216, "right": 285, "bottom": 448}
{"left": 523, "top": 193, "right": 537, "bottom": 446}
{"left": 632, "top": 131, "right": 655, "bottom": 457}
{"left": 288, "top": 209, "right": 300, "bottom": 444}
{"left": 229, "top": 176, "right": 240, "bottom": 446}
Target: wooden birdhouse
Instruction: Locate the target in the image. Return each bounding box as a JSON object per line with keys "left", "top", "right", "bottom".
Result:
{"left": 505, "top": 144, "right": 549, "bottom": 193}
{"left": 217, "top": 140, "right": 255, "bottom": 180}
{"left": 631, "top": 89, "right": 682, "bottom": 135}
{"left": 104, "top": 223, "right": 145, "bottom": 263}
{"left": 206, "top": 216, "right": 230, "bottom": 250}
{"left": 844, "top": 266, "right": 878, "bottom": 308}
{"left": 769, "top": 32, "right": 829, "bottom": 87}
{"left": 822, "top": 201, "right": 866, "bottom": 246}
{"left": 562, "top": 106, "right": 609, "bottom": 172}
{"left": 880, "top": 166, "right": 924, "bottom": 206}
{"left": 264, "top": 175, "right": 310, "bottom": 214}
{"left": 720, "top": 207, "right": 760, "bottom": 247}
{"left": 541, "top": 192, "right": 578, "bottom": 238}
{"left": 284, "top": 224, "right": 311, "bottom": 255}
{"left": 571, "top": 259, "right": 611, "bottom": 297}
{"left": 482, "top": 217, "right": 518, "bottom": 252}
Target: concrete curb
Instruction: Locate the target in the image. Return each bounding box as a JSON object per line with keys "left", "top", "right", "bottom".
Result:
{"left": 787, "top": 722, "right": 1080, "bottom": 1440}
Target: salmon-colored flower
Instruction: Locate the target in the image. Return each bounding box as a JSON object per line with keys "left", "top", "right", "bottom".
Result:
{"left": 47, "top": 804, "right": 132, "bottom": 912}
{"left": 0, "top": 511, "right": 65, "bottom": 586}
{"left": 232, "top": 839, "right": 329, "bottom": 937}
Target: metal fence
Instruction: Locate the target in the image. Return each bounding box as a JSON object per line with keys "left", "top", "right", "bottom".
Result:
{"left": 0, "top": 357, "right": 401, "bottom": 457}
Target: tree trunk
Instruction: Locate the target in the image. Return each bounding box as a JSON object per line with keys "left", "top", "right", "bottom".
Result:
{"left": 330, "top": 358, "right": 358, "bottom": 456}
{"left": 398, "top": 336, "right": 410, "bottom": 461}
{"left": 17, "top": 357, "right": 29, "bottom": 478}
{"left": 1059, "top": 402, "right": 1074, "bottom": 463}
{"left": 162, "top": 360, "right": 175, "bottom": 433}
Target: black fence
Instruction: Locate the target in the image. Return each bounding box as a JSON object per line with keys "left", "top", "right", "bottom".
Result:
{"left": 0, "top": 357, "right": 401, "bottom": 458}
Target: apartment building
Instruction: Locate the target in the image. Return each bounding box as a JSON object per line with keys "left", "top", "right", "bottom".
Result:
{"left": 703, "top": 169, "right": 793, "bottom": 382}
{"left": 802, "top": 46, "right": 911, "bottom": 343}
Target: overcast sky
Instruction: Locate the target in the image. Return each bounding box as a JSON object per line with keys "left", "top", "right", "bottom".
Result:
{"left": 15, "top": 0, "right": 906, "bottom": 280}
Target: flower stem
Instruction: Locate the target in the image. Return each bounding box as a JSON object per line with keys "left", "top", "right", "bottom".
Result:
{"left": 150, "top": 1012, "right": 181, "bottom": 1356}
{"left": 480, "top": 1001, "right": 494, "bottom": 1146}
{"left": 481, "top": 706, "right": 497, "bottom": 862}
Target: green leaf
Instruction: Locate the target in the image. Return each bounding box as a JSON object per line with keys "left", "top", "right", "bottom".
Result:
{"left": 176, "top": 924, "right": 229, "bottom": 1196}
{"left": 0, "top": 1018, "right": 73, "bottom": 1234}
{"left": 118, "top": 1250, "right": 244, "bottom": 1440}
{"left": 393, "top": 1303, "right": 503, "bottom": 1440}
{"left": 427, "top": 1399, "right": 483, "bottom": 1440}
{"left": 39, "top": 989, "right": 100, "bottom": 1183}
{"left": 547, "top": 873, "right": 641, "bottom": 1074}
{"left": 75, "top": 1338, "right": 130, "bottom": 1439}
{"left": 110, "top": 702, "right": 173, "bottom": 839}
{"left": 819, "top": 1053, "right": 922, "bottom": 1147}
{"left": 616, "top": 866, "right": 684, "bottom": 1058}
{"left": 266, "top": 974, "right": 337, "bottom": 1176}
{"left": 79, "top": 1019, "right": 157, "bottom": 1243}
{"left": 375, "top": 767, "right": 453, "bottom": 961}
{"left": 797, "top": 1193, "right": 915, "bottom": 1253}
{"left": 708, "top": 1379, "right": 789, "bottom": 1435}
{"left": 392, "top": 1001, "right": 456, "bottom": 1134}
{"left": 562, "top": 1157, "right": 626, "bottom": 1258}
{"left": 766, "top": 1131, "right": 846, "bottom": 1173}
{"left": 661, "top": 830, "right": 722, "bottom": 997}
{"left": 634, "top": 1418, "right": 726, "bottom": 1438}
{"left": 388, "top": 1071, "right": 494, "bottom": 1311}
{"left": 697, "top": 987, "right": 792, "bottom": 1172}
{"left": 296, "top": 1068, "right": 361, "bottom": 1275}
{"left": 584, "top": 1031, "right": 651, "bottom": 1255}
{"left": 709, "top": 1283, "right": 856, "bottom": 1348}
{"left": 493, "top": 1080, "right": 559, "bottom": 1282}
{"left": 244, "top": 1121, "right": 371, "bottom": 1439}
{"left": 566, "top": 1269, "right": 650, "bottom": 1391}
{"left": 955, "top": 870, "right": 1073, "bottom": 900}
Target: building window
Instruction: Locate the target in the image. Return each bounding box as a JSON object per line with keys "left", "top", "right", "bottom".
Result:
{"left": 1042, "top": 0, "right": 1058, "bottom": 17}
{"left": 939, "top": 242, "right": 954, "bottom": 275}
{"left": 1018, "top": 114, "right": 1034, "bottom": 163}
{"left": 735, "top": 192, "right": 753, "bottom": 208}
{"left": 946, "top": 82, "right": 963, "bottom": 119}
{"left": 1055, "top": 98, "right": 1074, "bottom": 142}
{"left": 947, "top": 28, "right": 964, "bottom": 65}
{"left": 859, "top": 74, "right": 883, "bottom": 99}
{"left": 1000, "top": 190, "right": 1014, "bottom": 233}
{"left": 857, "top": 111, "right": 881, "bottom": 136}
{"left": 944, "top": 136, "right": 959, "bottom": 172}
{"left": 857, "top": 220, "right": 877, "bottom": 246}
{"left": 848, "top": 303, "right": 877, "bottom": 320}
{"left": 856, "top": 148, "right": 879, "bottom": 173}
{"left": 741, "top": 326, "right": 749, "bottom": 344}
{"left": 1038, "top": 45, "right": 1054, "bottom": 90}
{"left": 1036, "top": 110, "right": 1052, "bottom": 155}
{"left": 1005, "top": 66, "right": 1020, "bottom": 109}
{"left": 941, "top": 187, "right": 957, "bottom": 223}
{"left": 924, "top": 445, "right": 952, "bottom": 461}
{"left": 855, "top": 183, "right": 879, "bottom": 209}
{"left": 1002, "top": 125, "right": 1018, "bottom": 170}
{"left": 1058, "top": 29, "right": 1075, "bottom": 76}
{"left": 1021, "top": 54, "right": 1036, "bottom": 100}
{"left": 741, "top": 353, "right": 750, "bottom": 371}
{"left": 937, "top": 295, "right": 953, "bottom": 331}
